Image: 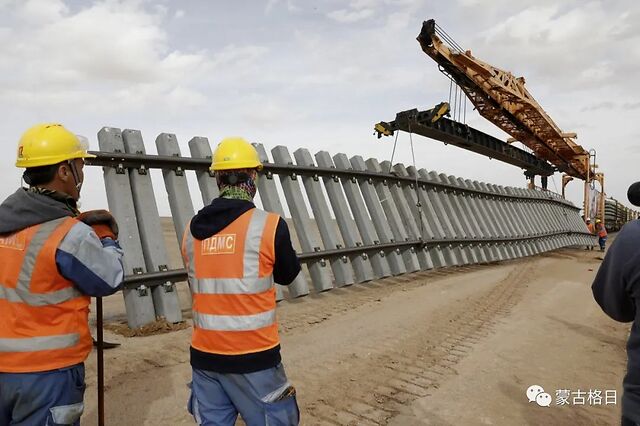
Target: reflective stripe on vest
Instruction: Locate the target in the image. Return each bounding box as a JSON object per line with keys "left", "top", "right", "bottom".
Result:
{"left": 192, "top": 309, "right": 276, "bottom": 331}
{"left": 0, "top": 333, "right": 79, "bottom": 353}
{"left": 0, "top": 217, "right": 91, "bottom": 372}
{"left": 183, "top": 208, "right": 280, "bottom": 355}
{"left": 190, "top": 276, "right": 273, "bottom": 295}
{"left": 0, "top": 217, "right": 81, "bottom": 306}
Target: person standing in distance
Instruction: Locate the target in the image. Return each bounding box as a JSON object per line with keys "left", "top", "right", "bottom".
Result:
{"left": 585, "top": 218, "right": 595, "bottom": 250}
{"left": 595, "top": 218, "right": 608, "bottom": 251}
{"left": 182, "top": 137, "right": 301, "bottom": 425}
{"left": 0, "top": 123, "right": 124, "bottom": 425}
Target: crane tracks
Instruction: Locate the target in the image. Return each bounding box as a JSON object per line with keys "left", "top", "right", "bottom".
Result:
{"left": 278, "top": 264, "right": 488, "bottom": 334}
{"left": 299, "top": 259, "right": 535, "bottom": 425}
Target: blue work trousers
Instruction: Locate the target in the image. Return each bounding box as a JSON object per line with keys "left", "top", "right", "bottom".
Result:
{"left": 0, "top": 363, "right": 86, "bottom": 425}
{"left": 188, "top": 363, "right": 299, "bottom": 425}
{"left": 599, "top": 236, "right": 608, "bottom": 250}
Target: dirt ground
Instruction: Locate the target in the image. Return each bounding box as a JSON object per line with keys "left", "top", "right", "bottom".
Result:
{"left": 80, "top": 240, "right": 629, "bottom": 425}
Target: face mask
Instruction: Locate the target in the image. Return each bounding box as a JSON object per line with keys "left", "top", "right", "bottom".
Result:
{"left": 246, "top": 176, "right": 257, "bottom": 199}
{"left": 67, "top": 160, "right": 84, "bottom": 200}
{"left": 217, "top": 170, "right": 258, "bottom": 200}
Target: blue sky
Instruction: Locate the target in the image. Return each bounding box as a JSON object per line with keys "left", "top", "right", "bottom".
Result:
{"left": 1, "top": 0, "right": 638, "bottom": 214}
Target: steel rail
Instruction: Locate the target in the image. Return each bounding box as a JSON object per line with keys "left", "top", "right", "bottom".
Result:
{"left": 121, "top": 230, "right": 592, "bottom": 289}
{"left": 381, "top": 109, "right": 556, "bottom": 177}
{"left": 86, "top": 151, "right": 577, "bottom": 208}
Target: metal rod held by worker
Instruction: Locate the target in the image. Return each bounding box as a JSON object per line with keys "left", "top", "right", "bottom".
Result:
{"left": 97, "top": 296, "right": 105, "bottom": 426}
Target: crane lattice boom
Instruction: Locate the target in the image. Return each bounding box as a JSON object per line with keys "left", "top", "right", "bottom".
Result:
{"left": 418, "top": 19, "right": 593, "bottom": 180}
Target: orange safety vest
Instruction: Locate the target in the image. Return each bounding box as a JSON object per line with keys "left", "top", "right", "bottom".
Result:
{"left": 597, "top": 225, "right": 608, "bottom": 238}
{"left": 586, "top": 223, "right": 595, "bottom": 234}
{"left": 182, "top": 208, "right": 281, "bottom": 356}
{"left": 0, "top": 217, "right": 92, "bottom": 373}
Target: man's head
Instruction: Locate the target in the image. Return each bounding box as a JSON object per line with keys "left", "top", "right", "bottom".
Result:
{"left": 211, "top": 137, "right": 262, "bottom": 200}
{"left": 16, "top": 123, "right": 96, "bottom": 201}
{"left": 628, "top": 182, "right": 640, "bottom": 207}
{"left": 586, "top": 218, "right": 591, "bottom": 224}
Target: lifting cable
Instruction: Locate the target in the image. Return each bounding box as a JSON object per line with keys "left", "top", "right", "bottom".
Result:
{"left": 444, "top": 71, "right": 468, "bottom": 124}
{"left": 455, "top": 85, "right": 460, "bottom": 121}
{"left": 434, "top": 23, "right": 464, "bottom": 53}
{"left": 551, "top": 175, "right": 569, "bottom": 222}
{"left": 452, "top": 84, "right": 458, "bottom": 121}
{"left": 384, "top": 124, "right": 427, "bottom": 243}
{"left": 462, "top": 88, "right": 467, "bottom": 124}
{"left": 386, "top": 130, "right": 400, "bottom": 174}
{"left": 407, "top": 122, "right": 426, "bottom": 240}
{"left": 384, "top": 55, "right": 471, "bottom": 242}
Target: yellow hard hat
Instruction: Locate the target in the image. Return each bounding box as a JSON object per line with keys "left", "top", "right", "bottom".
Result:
{"left": 16, "top": 123, "right": 96, "bottom": 168}
{"left": 595, "top": 219, "right": 601, "bottom": 223}
{"left": 211, "top": 137, "right": 262, "bottom": 171}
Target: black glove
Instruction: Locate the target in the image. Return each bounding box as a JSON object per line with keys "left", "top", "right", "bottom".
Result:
{"left": 77, "top": 209, "right": 119, "bottom": 240}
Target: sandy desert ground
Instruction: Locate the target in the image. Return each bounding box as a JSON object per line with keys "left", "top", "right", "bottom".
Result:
{"left": 79, "top": 226, "right": 628, "bottom": 426}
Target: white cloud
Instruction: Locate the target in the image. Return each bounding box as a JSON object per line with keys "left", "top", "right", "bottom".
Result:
{"left": 578, "top": 61, "right": 614, "bottom": 85}
{"left": 16, "top": 0, "right": 69, "bottom": 23}
{"left": 153, "top": 3, "right": 168, "bottom": 18}
{"left": 1, "top": 0, "right": 639, "bottom": 214}
{"left": 384, "top": 11, "right": 412, "bottom": 30}
{"left": 33, "top": 2, "right": 169, "bottom": 83}
{"left": 240, "top": 97, "right": 288, "bottom": 127}
{"left": 0, "top": 0, "right": 270, "bottom": 116}
{"left": 267, "top": 0, "right": 301, "bottom": 13}
{"left": 265, "top": 0, "right": 278, "bottom": 14}
{"left": 210, "top": 44, "right": 269, "bottom": 70}
{"left": 327, "top": 7, "right": 374, "bottom": 23}
{"left": 1, "top": 2, "right": 167, "bottom": 92}
{"left": 481, "top": 5, "right": 558, "bottom": 43}
{"left": 110, "top": 83, "right": 207, "bottom": 112}
{"left": 473, "top": 1, "right": 640, "bottom": 93}
{"left": 286, "top": 0, "right": 301, "bottom": 13}
{"left": 326, "top": 0, "right": 380, "bottom": 23}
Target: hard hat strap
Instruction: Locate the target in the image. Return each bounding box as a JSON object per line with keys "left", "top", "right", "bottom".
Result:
{"left": 68, "top": 159, "right": 83, "bottom": 194}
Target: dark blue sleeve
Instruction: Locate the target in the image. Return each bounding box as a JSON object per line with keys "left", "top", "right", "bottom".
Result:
{"left": 273, "top": 218, "right": 301, "bottom": 286}
{"left": 591, "top": 221, "right": 640, "bottom": 323}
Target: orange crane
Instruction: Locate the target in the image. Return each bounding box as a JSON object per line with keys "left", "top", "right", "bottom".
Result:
{"left": 417, "top": 19, "right": 604, "bottom": 219}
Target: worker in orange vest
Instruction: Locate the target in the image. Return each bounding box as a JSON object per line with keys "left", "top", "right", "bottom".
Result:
{"left": 595, "top": 219, "right": 608, "bottom": 251}
{"left": 585, "top": 218, "right": 595, "bottom": 250}
{"left": 182, "top": 138, "right": 301, "bottom": 425}
{"left": 0, "top": 124, "right": 124, "bottom": 425}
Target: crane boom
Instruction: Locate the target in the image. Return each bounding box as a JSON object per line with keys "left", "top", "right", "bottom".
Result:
{"left": 417, "top": 19, "right": 593, "bottom": 180}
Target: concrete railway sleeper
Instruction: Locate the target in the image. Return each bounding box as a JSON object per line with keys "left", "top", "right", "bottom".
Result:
{"left": 91, "top": 127, "right": 597, "bottom": 329}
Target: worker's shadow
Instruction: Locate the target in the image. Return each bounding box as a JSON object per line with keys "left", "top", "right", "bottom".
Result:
{"left": 547, "top": 315, "right": 626, "bottom": 347}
